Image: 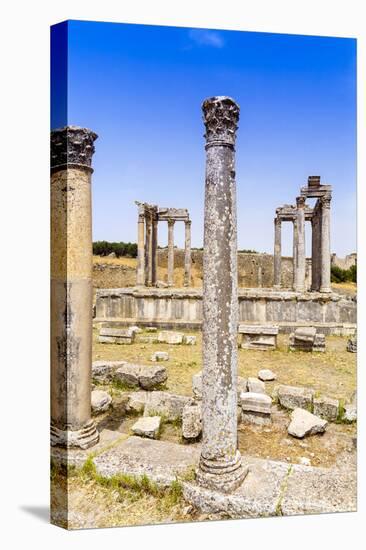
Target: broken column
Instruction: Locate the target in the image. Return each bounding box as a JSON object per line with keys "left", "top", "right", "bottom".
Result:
{"left": 273, "top": 217, "right": 281, "bottom": 288}
{"left": 167, "top": 219, "right": 175, "bottom": 287}
{"left": 294, "top": 196, "right": 306, "bottom": 292}
{"left": 320, "top": 193, "right": 332, "bottom": 293}
{"left": 197, "top": 96, "right": 247, "bottom": 493}
{"left": 184, "top": 220, "right": 192, "bottom": 286}
{"left": 136, "top": 205, "right": 145, "bottom": 286}
{"left": 51, "top": 126, "right": 99, "bottom": 449}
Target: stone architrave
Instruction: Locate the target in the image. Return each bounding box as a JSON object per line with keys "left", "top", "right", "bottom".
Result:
{"left": 136, "top": 206, "right": 145, "bottom": 286}
{"left": 320, "top": 194, "right": 332, "bottom": 293}
{"left": 184, "top": 220, "right": 192, "bottom": 286}
{"left": 196, "top": 96, "right": 248, "bottom": 493}
{"left": 167, "top": 219, "right": 175, "bottom": 287}
{"left": 273, "top": 217, "right": 281, "bottom": 288}
{"left": 295, "top": 196, "right": 306, "bottom": 292}
{"left": 51, "top": 126, "right": 99, "bottom": 449}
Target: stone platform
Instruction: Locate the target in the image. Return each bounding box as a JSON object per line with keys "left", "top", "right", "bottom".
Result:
{"left": 95, "top": 287, "right": 356, "bottom": 335}
{"left": 58, "top": 434, "right": 356, "bottom": 518}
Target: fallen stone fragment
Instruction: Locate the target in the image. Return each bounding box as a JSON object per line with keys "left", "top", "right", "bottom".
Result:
{"left": 92, "top": 360, "right": 126, "bottom": 383}
{"left": 238, "top": 324, "right": 278, "bottom": 350}
{"left": 258, "top": 369, "right": 276, "bottom": 382}
{"left": 288, "top": 408, "right": 327, "bottom": 438}
{"left": 146, "top": 327, "right": 158, "bottom": 332}
{"left": 157, "top": 331, "right": 184, "bottom": 344}
{"left": 182, "top": 402, "right": 202, "bottom": 439}
{"left": 313, "top": 396, "right": 339, "bottom": 422}
{"left": 247, "top": 377, "right": 266, "bottom": 394}
{"left": 183, "top": 335, "right": 197, "bottom": 345}
{"left": 347, "top": 338, "right": 357, "bottom": 353}
{"left": 240, "top": 392, "right": 272, "bottom": 415}
{"left": 299, "top": 457, "right": 311, "bottom": 466}
{"left": 138, "top": 336, "right": 158, "bottom": 344}
{"left": 126, "top": 391, "right": 148, "bottom": 414}
{"left": 129, "top": 325, "right": 142, "bottom": 334}
{"left": 277, "top": 384, "right": 314, "bottom": 411}
{"left": 151, "top": 351, "right": 169, "bottom": 362}
{"left": 98, "top": 327, "right": 135, "bottom": 345}
{"left": 144, "top": 391, "right": 190, "bottom": 421}
{"left": 138, "top": 365, "right": 168, "bottom": 390}
{"left": 91, "top": 390, "right": 112, "bottom": 414}
{"left": 344, "top": 404, "right": 357, "bottom": 422}
{"left": 289, "top": 327, "right": 325, "bottom": 352}
{"left": 115, "top": 364, "right": 141, "bottom": 387}
{"left": 131, "top": 416, "right": 161, "bottom": 439}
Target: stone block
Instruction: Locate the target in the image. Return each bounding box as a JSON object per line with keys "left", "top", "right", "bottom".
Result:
{"left": 277, "top": 385, "right": 314, "bottom": 410}
{"left": 347, "top": 338, "right": 357, "bottom": 353}
{"left": 240, "top": 392, "right": 272, "bottom": 415}
{"left": 92, "top": 360, "right": 126, "bottom": 383}
{"left": 144, "top": 391, "right": 190, "bottom": 421}
{"left": 91, "top": 390, "right": 112, "bottom": 414}
{"left": 241, "top": 412, "right": 272, "bottom": 426}
{"left": 247, "top": 377, "right": 266, "bottom": 394}
{"left": 239, "top": 324, "right": 278, "bottom": 350}
{"left": 139, "top": 336, "right": 158, "bottom": 344}
{"left": 288, "top": 408, "right": 327, "bottom": 438}
{"left": 151, "top": 351, "right": 169, "bottom": 362}
{"left": 115, "top": 364, "right": 141, "bottom": 387}
{"left": 126, "top": 391, "right": 148, "bottom": 414}
{"left": 313, "top": 396, "right": 339, "bottom": 422}
{"left": 289, "top": 327, "right": 325, "bottom": 352}
{"left": 157, "top": 331, "right": 184, "bottom": 344}
{"left": 344, "top": 404, "right": 357, "bottom": 422}
{"left": 115, "top": 363, "right": 167, "bottom": 390}
{"left": 182, "top": 402, "right": 202, "bottom": 439}
{"left": 183, "top": 335, "right": 197, "bottom": 345}
{"left": 138, "top": 365, "right": 168, "bottom": 390}
{"left": 99, "top": 327, "right": 135, "bottom": 345}
{"left": 129, "top": 325, "right": 142, "bottom": 334}
{"left": 258, "top": 369, "right": 276, "bottom": 382}
{"left": 131, "top": 416, "right": 161, "bottom": 439}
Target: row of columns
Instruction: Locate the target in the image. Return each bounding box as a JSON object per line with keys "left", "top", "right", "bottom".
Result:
{"left": 137, "top": 211, "right": 192, "bottom": 287}
{"left": 273, "top": 193, "right": 331, "bottom": 293}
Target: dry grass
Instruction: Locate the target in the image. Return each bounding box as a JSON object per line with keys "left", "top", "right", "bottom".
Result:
{"left": 93, "top": 331, "right": 356, "bottom": 401}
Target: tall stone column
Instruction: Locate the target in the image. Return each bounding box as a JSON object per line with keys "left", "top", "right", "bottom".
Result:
{"left": 295, "top": 196, "right": 306, "bottom": 292}
{"left": 197, "top": 96, "right": 247, "bottom": 493}
{"left": 167, "top": 219, "right": 175, "bottom": 287}
{"left": 136, "top": 207, "right": 145, "bottom": 286}
{"left": 292, "top": 218, "right": 298, "bottom": 290}
{"left": 184, "top": 220, "right": 192, "bottom": 287}
{"left": 152, "top": 217, "right": 158, "bottom": 286}
{"left": 320, "top": 194, "right": 332, "bottom": 293}
{"left": 51, "top": 126, "right": 99, "bottom": 449}
{"left": 145, "top": 215, "right": 153, "bottom": 286}
{"left": 273, "top": 217, "right": 282, "bottom": 288}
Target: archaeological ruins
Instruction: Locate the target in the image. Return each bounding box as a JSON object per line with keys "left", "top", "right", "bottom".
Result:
{"left": 51, "top": 96, "right": 357, "bottom": 527}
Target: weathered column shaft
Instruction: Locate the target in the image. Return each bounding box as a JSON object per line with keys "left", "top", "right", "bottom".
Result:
{"left": 184, "top": 220, "right": 192, "bottom": 287}
{"left": 152, "top": 218, "right": 158, "bottom": 285}
{"left": 311, "top": 212, "right": 321, "bottom": 291}
{"left": 145, "top": 216, "right": 153, "bottom": 286}
{"left": 51, "top": 126, "right": 99, "bottom": 449}
{"left": 273, "top": 218, "right": 281, "bottom": 288}
{"left": 167, "top": 220, "right": 175, "bottom": 287}
{"left": 136, "top": 209, "right": 145, "bottom": 286}
{"left": 197, "top": 96, "right": 247, "bottom": 493}
{"left": 292, "top": 218, "right": 298, "bottom": 290}
{"left": 295, "top": 197, "right": 306, "bottom": 292}
{"left": 320, "top": 194, "right": 331, "bottom": 292}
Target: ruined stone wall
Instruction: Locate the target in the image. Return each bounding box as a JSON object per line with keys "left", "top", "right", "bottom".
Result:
{"left": 331, "top": 253, "right": 357, "bottom": 270}
{"left": 92, "top": 250, "right": 311, "bottom": 289}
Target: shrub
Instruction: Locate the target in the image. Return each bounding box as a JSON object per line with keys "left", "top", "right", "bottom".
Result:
{"left": 93, "top": 241, "right": 137, "bottom": 258}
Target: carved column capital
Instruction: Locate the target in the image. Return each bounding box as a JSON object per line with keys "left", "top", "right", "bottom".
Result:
{"left": 51, "top": 126, "right": 98, "bottom": 173}
{"left": 202, "top": 96, "right": 240, "bottom": 148}
{"left": 320, "top": 193, "right": 332, "bottom": 209}
{"left": 296, "top": 196, "right": 306, "bottom": 208}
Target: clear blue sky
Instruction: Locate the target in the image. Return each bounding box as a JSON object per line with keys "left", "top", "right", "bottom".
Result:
{"left": 51, "top": 20, "right": 356, "bottom": 256}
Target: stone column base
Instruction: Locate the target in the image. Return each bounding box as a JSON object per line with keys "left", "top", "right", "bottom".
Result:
{"left": 51, "top": 420, "right": 99, "bottom": 450}
{"left": 196, "top": 450, "right": 248, "bottom": 493}
{"left": 320, "top": 287, "right": 332, "bottom": 293}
